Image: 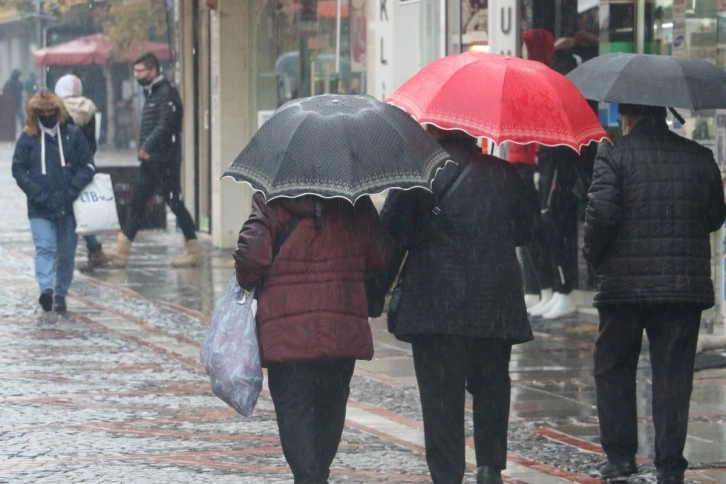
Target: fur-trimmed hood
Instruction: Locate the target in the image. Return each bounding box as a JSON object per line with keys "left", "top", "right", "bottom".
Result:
{"left": 62, "top": 96, "right": 96, "bottom": 126}
{"left": 24, "top": 91, "right": 70, "bottom": 137}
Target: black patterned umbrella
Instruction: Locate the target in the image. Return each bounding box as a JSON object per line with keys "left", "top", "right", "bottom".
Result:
{"left": 222, "top": 94, "right": 452, "bottom": 203}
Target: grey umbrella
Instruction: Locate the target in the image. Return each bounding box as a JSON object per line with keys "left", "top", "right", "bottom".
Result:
{"left": 566, "top": 53, "right": 726, "bottom": 110}
{"left": 223, "top": 94, "right": 453, "bottom": 204}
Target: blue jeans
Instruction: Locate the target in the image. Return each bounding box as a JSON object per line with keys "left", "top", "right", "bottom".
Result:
{"left": 30, "top": 216, "right": 77, "bottom": 297}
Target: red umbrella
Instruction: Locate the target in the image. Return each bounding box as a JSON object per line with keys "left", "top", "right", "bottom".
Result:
{"left": 386, "top": 51, "right": 608, "bottom": 151}
{"left": 32, "top": 33, "right": 172, "bottom": 66}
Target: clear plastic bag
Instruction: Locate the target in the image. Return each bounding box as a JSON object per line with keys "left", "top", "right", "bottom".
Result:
{"left": 200, "top": 276, "right": 262, "bottom": 416}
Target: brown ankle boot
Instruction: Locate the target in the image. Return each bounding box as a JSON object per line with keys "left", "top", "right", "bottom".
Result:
{"left": 104, "top": 233, "right": 132, "bottom": 267}
{"left": 171, "top": 239, "right": 206, "bottom": 267}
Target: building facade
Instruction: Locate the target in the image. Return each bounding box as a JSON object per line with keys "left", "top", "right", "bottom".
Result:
{"left": 182, "top": 0, "right": 726, "bottom": 258}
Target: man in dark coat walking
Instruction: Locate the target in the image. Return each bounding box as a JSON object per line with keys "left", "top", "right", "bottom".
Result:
{"left": 105, "top": 52, "right": 205, "bottom": 268}
{"left": 584, "top": 103, "right": 726, "bottom": 484}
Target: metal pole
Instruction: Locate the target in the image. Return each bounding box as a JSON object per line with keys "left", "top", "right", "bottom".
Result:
{"left": 36, "top": 0, "right": 46, "bottom": 87}
{"left": 335, "top": 0, "right": 341, "bottom": 74}
{"left": 636, "top": 0, "right": 645, "bottom": 53}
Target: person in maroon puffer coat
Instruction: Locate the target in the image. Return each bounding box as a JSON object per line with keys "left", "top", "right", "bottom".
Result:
{"left": 234, "top": 192, "right": 394, "bottom": 483}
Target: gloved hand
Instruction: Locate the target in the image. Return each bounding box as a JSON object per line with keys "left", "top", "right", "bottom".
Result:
{"left": 50, "top": 190, "right": 66, "bottom": 209}
{"left": 31, "top": 191, "right": 50, "bottom": 210}
{"left": 66, "top": 187, "right": 80, "bottom": 204}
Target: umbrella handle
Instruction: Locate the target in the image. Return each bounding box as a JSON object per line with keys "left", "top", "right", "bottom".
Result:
{"left": 669, "top": 107, "right": 685, "bottom": 125}
{"left": 545, "top": 168, "right": 558, "bottom": 209}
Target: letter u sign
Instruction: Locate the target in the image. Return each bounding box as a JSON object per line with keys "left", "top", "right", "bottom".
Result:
{"left": 500, "top": 7, "right": 511, "bottom": 35}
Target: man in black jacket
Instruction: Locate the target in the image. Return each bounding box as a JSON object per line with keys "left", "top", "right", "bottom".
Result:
{"left": 105, "top": 52, "right": 205, "bottom": 268}
{"left": 584, "top": 103, "right": 726, "bottom": 484}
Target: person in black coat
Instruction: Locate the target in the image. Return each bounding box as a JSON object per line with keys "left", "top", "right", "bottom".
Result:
{"left": 105, "top": 52, "right": 205, "bottom": 268}
{"left": 3, "top": 69, "right": 25, "bottom": 128}
{"left": 584, "top": 104, "right": 726, "bottom": 483}
{"left": 374, "top": 127, "right": 538, "bottom": 484}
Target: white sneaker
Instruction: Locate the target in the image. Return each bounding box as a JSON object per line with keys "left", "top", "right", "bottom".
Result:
{"left": 542, "top": 292, "right": 577, "bottom": 319}
{"left": 527, "top": 289, "right": 555, "bottom": 316}
{"left": 524, "top": 293, "right": 540, "bottom": 309}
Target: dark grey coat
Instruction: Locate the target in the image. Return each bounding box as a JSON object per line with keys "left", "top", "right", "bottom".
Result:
{"left": 583, "top": 116, "right": 726, "bottom": 309}
{"left": 379, "top": 138, "right": 537, "bottom": 344}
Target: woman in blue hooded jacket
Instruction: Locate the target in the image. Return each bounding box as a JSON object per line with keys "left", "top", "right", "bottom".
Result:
{"left": 12, "top": 90, "right": 95, "bottom": 312}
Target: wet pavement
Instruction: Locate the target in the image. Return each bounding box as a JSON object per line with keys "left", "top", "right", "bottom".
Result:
{"left": 1, "top": 142, "right": 725, "bottom": 483}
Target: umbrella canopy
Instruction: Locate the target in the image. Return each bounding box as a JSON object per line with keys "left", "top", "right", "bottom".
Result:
{"left": 386, "top": 51, "right": 608, "bottom": 151}
{"left": 32, "top": 33, "right": 172, "bottom": 66}
{"left": 223, "top": 94, "right": 453, "bottom": 203}
{"left": 566, "top": 53, "right": 726, "bottom": 111}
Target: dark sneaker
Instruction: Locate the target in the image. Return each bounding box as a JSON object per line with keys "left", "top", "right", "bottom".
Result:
{"left": 599, "top": 460, "right": 638, "bottom": 479}
{"left": 54, "top": 296, "right": 67, "bottom": 312}
{"left": 39, "top": 289, "right": 53, "bottom": 312}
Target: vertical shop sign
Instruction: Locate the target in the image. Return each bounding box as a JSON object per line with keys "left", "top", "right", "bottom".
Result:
{"left": 350, "top": 0, "right": 366, "bottom": 72}
{"left": 488, "top": 0, "right": 520, "bottom": 56}
{"left": 672, "top": 0, "right": 686, "bottom": 55}
{"left": 374, "top": 0, "right": 394, "bottom": 100}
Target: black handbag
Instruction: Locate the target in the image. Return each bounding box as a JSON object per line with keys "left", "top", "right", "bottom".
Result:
{"left": 386, "top": 266, "right": 405, "bottom": 332}
{"left": 386, "top": 162, "right": 473, "bottom": 331}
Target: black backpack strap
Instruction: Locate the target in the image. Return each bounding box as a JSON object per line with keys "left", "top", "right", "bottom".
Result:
{"left": 432, "top": 162, "right": 473, "bottom": 215}
{"left": 272, "top": 214, "right": 301, "bottom": 259}
{"left": 257, "top": 214, "right": 301, "bottom": 297}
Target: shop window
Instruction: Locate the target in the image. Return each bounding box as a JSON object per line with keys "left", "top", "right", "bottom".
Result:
{"left": 248, "top": 0, "right": 366, "bottom": 134}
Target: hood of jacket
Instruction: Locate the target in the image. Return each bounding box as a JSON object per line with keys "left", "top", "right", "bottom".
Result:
{"left": 61, "top": 96, "right": 96, "bottom": 126}
{"left": 276, "top": 195, "right": 356, "bottom": 221}
{"left": 24, "top": 91, "right": 69, "bottom": 137}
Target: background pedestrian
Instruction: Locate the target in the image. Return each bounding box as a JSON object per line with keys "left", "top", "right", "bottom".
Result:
{"left": 11, "top": 89, "right": 96, "bottom": 312}
{"left": 526, "top": 47, "right": 596, "bottom": 319}
{"left": 54, "top": 73, "right": 109, "bottom": 271}
{"left": 512, "top": 28, "right": 556, "bottom": 310}
{"left": 105, "top": 51, "right": 205, "bottom": 268}
{"left": 3, "top": 69, "right": 25, "bottom": 129}
{"left": 584, "top": 103, "right": 726, "bottom": 483}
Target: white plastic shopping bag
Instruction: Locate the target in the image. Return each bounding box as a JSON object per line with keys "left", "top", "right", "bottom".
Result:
{"left": 73, "top": 173, "right": 120, "bottom": 235}
{"left": 200, "top": 276, "right": 263, "bottom": 417}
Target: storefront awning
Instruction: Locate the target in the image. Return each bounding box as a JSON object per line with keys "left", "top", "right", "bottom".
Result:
{"left": 0, "top": 6, "right": 22, "bottom": 26}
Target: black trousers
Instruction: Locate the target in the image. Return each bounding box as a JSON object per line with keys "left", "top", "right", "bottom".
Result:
{"left": 267, "top": 359, "right": 355, "bottom": 484}
{"left": 594, "top": 304, "right": 701, "bottom": 477}
{"left": 514, "top": 163, "right": 551, "bottom": 294}
{"left": 536, "top": 156, "right": 579, "bottom": 294}
{"left": 411, "top": 334, "right": 512, "bottom": 484}
{"left": 122, "top": 161, "right": 197, "bottom": 241}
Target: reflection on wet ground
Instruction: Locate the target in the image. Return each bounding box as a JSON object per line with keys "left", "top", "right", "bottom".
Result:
{"left": 0, "top": 145, "right": 724, "bottom": 482}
